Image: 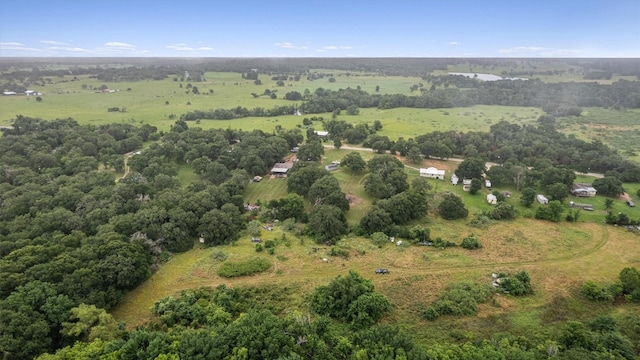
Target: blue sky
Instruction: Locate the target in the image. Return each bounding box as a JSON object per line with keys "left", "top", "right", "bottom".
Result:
{"left": 1, "top": 0, "right": 639, "bottom": 57}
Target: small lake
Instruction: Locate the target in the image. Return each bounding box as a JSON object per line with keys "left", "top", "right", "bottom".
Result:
{"left": 449, "top": 72, "right": 528, "bottom": 81}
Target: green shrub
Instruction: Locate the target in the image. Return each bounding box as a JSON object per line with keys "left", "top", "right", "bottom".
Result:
{"left": 217, "top": 257, "right": 271, "bottom": 278}
{"left": 422, "top": 282, "right": 493, "bottom": 321}
{"left": 582, "top": 281, "right": 617, "bottom": 302}
{"left": 371, "top": 232, "right": 389, "bottom": 248}
{"left": 330, "top": 246, "right": 350, "bottom": 259}
{"left": 469, "top": 215, "right": 491, "bottom": 228}
{"left": 255, "top": 244, "right": 263, "bottom": 252}
{"left": 460, "top": 234, "right": 482, "bottom": 250}
{"left": 211, "top": 250, "right": 228, "bottom": 262}
{"left": 432, "top": 237, "right": 457, "bottom": 248}
{"left": 267, "top": 247, "right": 276, "bottom": 255}
{"left": 497, "top": 270, "right": 534, "bottom": 296}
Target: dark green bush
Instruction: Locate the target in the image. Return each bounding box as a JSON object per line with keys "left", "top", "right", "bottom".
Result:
{"left": 217, "top": 257, "right": 271, "bottom": 278}
{"left": 460, "top": 234, "right": 482, "bottom": 250}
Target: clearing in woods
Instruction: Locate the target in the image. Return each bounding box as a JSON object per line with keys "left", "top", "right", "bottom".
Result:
{"left": 111, "top": 218, "right": 639, "bottom": 337}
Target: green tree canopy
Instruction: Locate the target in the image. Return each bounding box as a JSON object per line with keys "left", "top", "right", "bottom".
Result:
{"left": 307, "top": 205, "right": 348, "bottom": 244}
{"left": 454, "top": 158, "right": 486, "bottom": 180}
{"left": 592, "top": 176, "right": 625, "bottom": 197}
{"left": 438, "top": 194, "right": 469, "bottom": 220}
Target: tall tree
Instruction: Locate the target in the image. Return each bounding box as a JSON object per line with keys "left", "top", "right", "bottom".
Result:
{"left": 307, "top": 205, "right": 348, "bottom": 244}
{"left": 341, "top": 152, "right": 367, "bottom": 174}
{"left": 455, "top": 158, "right": 486, "bottom": 180}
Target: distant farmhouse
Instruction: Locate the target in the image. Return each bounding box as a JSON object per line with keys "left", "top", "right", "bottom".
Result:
{"left": 487, "top": 194, "right": 497, "bottom": 204}
{"left": 419, "top": 167, "right": 445, "bottom": 180}
{"left": 571, "top": 183, "right": 597, "bottom": 197}
{"left": 314, "top": 131, "right": 329, "bottom": 137}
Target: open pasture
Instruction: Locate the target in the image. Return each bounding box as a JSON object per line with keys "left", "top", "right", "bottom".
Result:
{"left": 559, "top": 107, "right": 640, "bottom": 161}
{"left": 2, "top": 68, "right": 639, "bottom": 159}
{"left": 111, "top": 215, "right": 640, "bottom": 341}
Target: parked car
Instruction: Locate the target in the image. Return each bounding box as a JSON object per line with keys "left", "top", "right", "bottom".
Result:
{"left": 627, "top": 200, "right": 635, "bottom": 207}
{"left": 375, "top": 268, "right": 389, "bottom": 274}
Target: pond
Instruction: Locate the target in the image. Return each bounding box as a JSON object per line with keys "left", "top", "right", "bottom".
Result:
{"left": 449, "top": 72, "right": 528, "bottom": 81}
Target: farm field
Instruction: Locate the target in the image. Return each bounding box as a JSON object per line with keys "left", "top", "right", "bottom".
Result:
{"left": 111, "top": 215, "right": 640, "bottom": 344}
{"left": 2, "top": 69, "right": 640, "bottom": 159}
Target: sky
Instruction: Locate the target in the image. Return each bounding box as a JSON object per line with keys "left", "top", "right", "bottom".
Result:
{"left": 1, "top": 0, "right": 639, "bottom": 58}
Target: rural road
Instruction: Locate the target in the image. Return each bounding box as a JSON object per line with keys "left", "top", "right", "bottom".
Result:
{"left": 323, "top": 144, "right": 604, "bottom": 178}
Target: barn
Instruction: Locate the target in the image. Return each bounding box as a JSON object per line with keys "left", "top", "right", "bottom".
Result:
{"left": 419, "top": 167, "right": 445, "bottom": 180}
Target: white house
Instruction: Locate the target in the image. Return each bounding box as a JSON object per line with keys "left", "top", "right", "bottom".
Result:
{"left": 3, "top": 91, "right": 16, "bottom": 96}
{"left": 462, "top": 179, "right": 472, "bottom": 192}
{"left": 314, "top": 131, "right": 329, "bottom": 137}
{"left": 451, "top": 174, "right": 459, "bottom": 185}
{"left": 571, "top": 184, "right": 597, "bottom": 197}
{"left": 537, "top": 194, "right": 549, "bottom": 205}
{"left": 419, "top": 167, "right": 445, "bottom": 180}
{"left": 487, "top": 194, "right": 497, "bottom": 204}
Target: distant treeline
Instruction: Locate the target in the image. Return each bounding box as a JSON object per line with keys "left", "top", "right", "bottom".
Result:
{"left": 180, "top": 77, "right": 640, "bottom": 122}
{"left": 2, "top": 58, "right": 640, "bottom": 81}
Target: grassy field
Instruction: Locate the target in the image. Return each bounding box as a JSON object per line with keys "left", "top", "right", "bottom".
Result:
{"left": 3, "top": 68, "right": 640, "bottom": 159}
{"left": 0, "top": 71, "right": 422, "bottom": 130}
{"left": 111, "top": 214, "right": 640, "bottom": 344}
{"left": 558, "top": 107, "right": 640, "bottom": 161}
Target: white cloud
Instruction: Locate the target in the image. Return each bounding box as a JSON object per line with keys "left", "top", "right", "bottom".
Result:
{"left": 0, "top": 42, "right": 41, "bottom": 52}
{"left": 319, "top": 45, "right": 353, "bottom": 51}
{"left": 274, "top": 42, "right": 308, "bottom": 49}
{"left": 104, "top": 41, "right": 136, "bottom": 49}
{"left": 46, "top": 46, "right": 89, "bottom": 53}
{"left": 41, "top": 40, "right": 69, "bottom": 45}
{"left": 498, "top": 46, "right": 582, "bottom": 57}
{"left": 165, "top": 44, "right": 213, "bottom": 52}
{"left": 499, "top": 46, "right": 548, "bottom": 54}
{"left": 449, "top": 41, "right": 459, "bottom": 45}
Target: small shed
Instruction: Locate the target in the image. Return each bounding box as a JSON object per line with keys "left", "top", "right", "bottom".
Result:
{"left": 325, "top": 163, "right": 338, "bottom": 171}
{"left": 271, "top": 162, "right": 293, "bottom": 175}
{"left": 537, "top": 194, "right": 549, "bottom": 205}
{"left": 485, "top": 179, "right": 492, "bottom": 189}
{"left": 462, "top": 179, "right": 472, "bottom": 192}
{"left": 569, "top": 201, "right": 594, "bottom": 211}
{"left": 314, "top": 131, "right": 329, "bottom": 137}
{"left": 487, "top": 194, "right": 497, "bottom": 204}
{"left": 420, "top": 167, "right": 445, "bottom": 180}
{"left": 451, "top": 174, "right": 459, "bottom": 185}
